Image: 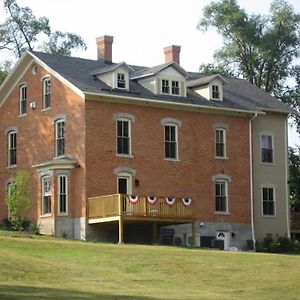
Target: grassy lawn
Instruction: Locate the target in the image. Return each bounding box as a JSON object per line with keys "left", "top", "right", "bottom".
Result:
{"left": 0, "top": 230, "right": 299, "bottom": 300}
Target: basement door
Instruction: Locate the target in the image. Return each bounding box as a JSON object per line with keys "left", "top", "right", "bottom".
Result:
{"left": 216, "top": 231, "right": 230, "bottom": 251}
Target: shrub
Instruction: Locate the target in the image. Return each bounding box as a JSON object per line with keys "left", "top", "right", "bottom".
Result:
{"left": 31, "top": 222, "right": 40, "bottom": 235}
{"left": 1, "top": 218, "right": 13, "bottom": 230}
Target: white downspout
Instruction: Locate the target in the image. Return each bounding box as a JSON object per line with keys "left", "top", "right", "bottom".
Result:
{"left": 249, "top": 112, "right": 258, "bottom": 251}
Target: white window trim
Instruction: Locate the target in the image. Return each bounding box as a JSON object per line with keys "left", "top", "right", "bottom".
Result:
{"left": 161, "top": 79, "right": 181, "bottom": 96}
{"left": 55, "top": 119, "right": 65, "bottom": 158}
{"left": 7, "top": 130, "right": 17, "bottom": 168}
{"left": 41, "top": 176, "right": 52, "bottom": 217}
{"left": 116, "top": 118, "right": 132, "bottom": 157}
{"left": 260, "top": 133, "right": 275, "bottom": 165}
{"left": 42, "top": 77, "right": 51, "bottom": 110}
{"left": 117, "top": 172, "right": 132, "bottom": 195}
{"left": 261, "top": 185, "right": 276, "bottom": 217}
{"left": 116, "top": 73, "right": 127, "bottom": 89}
{"left": 214, "top": 179, "right": 229, "bottom": 214}
{"left": 164, "top": 123, "right": 179, "bottom": 161}
{"left": 57, "top": 174, "right": 68, "bottom": 216}
{"left": 211, "top": 84, "right": 221, "bottom": 100}
{"left": 19, "top": 83, "right": 27, "bottom": 116}
{"left": 215, "top": 128, "right": 227, "bottom": 159}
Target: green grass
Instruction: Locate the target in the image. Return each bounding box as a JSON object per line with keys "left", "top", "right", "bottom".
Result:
{"left": 0, "top": 230, "right": 299, "bottom": 300}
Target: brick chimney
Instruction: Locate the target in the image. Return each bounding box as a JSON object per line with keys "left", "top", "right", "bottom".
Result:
{"left": 96, "top": 35, "right": 114, "bottom": 63}
{"left": 164, "top": 45, "right": 181, "bottom": 65}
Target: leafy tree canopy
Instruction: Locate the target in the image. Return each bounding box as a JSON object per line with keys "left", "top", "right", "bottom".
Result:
{"left": 198, "top": 0, "right": 300, "bottom": 94}
{"left": 289, "top": 146, "right": 300, "bottom": 207}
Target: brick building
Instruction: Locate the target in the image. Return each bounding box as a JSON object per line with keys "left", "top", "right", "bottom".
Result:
{"left": 0, "top": 36, "right": 293, "bottom": 250}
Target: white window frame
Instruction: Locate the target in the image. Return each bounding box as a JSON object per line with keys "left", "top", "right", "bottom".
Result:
{"left": 215, "top": 179, "right": 228, "bottom": 213}
{"left": 117, "top": 172, "right": 132, "bottom": 195}
{"left": 19, "top": 84, "right": 27, "bottom": 116}
{"left": 164, "top": 123, "right": 178, "bottom": 160}
{"left": 260, "top": 134, "right": 274, "bottom": 164}
{"left": 211, "top": 84, "right": 220, "bottom": 100}
{"left": 116, "top": 118, "right": 131, "bottom": 156}
{"left": 161, "top": 79, "right": 180, "bottom": 96}
{"left": 57, "top": 175, "right": 68, "bottom": 215}
{"left": 116, "top": 73, "right": 126, "bottom": 89}
{"left": 261, "top": 186, "right": 276, "bottom": 217}
{"left": 7, "top": 131, "right": 17, "bottom": 167}
{"left": 41, "top": 176, "right": 51, "bottom": 216}
{"left": 43, "top": 77, "right": 51, "bottom": 110}
{"left": 55, "top": 119, "right": 65, "bottom": 158}
{"left": 215, "top": 128, "right": 226, "bottom": 158}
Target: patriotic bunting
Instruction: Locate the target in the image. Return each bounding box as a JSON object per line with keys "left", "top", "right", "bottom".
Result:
{"left": 147, "top": 196, "right": 158, "bottom": 205}
{"left": 127, "top": 195, "right": 140, "bottom": 205}
{"left": 182, "top": 197, "right": 192, "bottom": 207}
{"left": 165, "top": 196, "right": 176, "bottom": 206}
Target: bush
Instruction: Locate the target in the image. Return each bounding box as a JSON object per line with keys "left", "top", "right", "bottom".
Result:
{"left": 1, "top": 218, "right": 13, "bottom": 230}
{"left": 263, "top": 235, "right": 300, "bottom": 253}
{"left": 31, "top": 222, "right": 40, "bottom": 235}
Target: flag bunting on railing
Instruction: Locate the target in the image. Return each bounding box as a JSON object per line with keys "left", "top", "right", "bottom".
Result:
{"left": 165, "top": 196, "right": 176, "bottom": 206}
{"left": 182, "top": 197, "right": 192, "bottom": 207}
{"left": 147, "top": 196, "right": 158, "bottom": 205}
{"left": 127, "top": 195, "right": 140, "bottom": 205}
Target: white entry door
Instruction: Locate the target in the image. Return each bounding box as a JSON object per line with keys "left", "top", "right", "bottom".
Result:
{"left": 216, "top": 231, "right": 230, "bottom": 251}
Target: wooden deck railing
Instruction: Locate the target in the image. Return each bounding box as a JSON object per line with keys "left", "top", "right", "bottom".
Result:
{"left": 88, "top": 194, "right": 194, "bottom": 221}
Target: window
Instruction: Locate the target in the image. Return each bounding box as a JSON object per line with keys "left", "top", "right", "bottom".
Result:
{"left": 165, "top": 124, "right": 177, "bottom": 159}
{"left": 262, "top": 187, "right": 275, "bottom": 216}
{"left": 162, "top": 80, "right": 169, "bottom": 94}
{"left": 216, "top": 129, "right": 226, "bottom": 158}
{"left": 58, "top": 175, "right": 68, "bottom": 215}
{"left": 43, "top": 78, "right": 51, "bottom": 109}
{"left": 261, "top": 135, "right": 273, "bottom": 163}
{"left": 215, "top": 180, "right": 228, "bottom": 212}
{"left": 212, "top": 85, "right": 220, "bottom": 100}
{"left": 8, "top": 131, "right": 17, "bottom": 167}
{"left": 172, "top": 81, "right": 180, "bottom": 95}
{"left": 19, "top": 85, "right": 27, "bottom": 115}
{"left": 117, "top": 120, "right": 130, "bottom": 155}
{"left": 117, "top": 73, "right": 126, "bottom": 89}
{"left": 42, "top": 176, "right": 51, "bottom": 215}
{"left": 55, "top": 120, "right": 65, "bottom": 157}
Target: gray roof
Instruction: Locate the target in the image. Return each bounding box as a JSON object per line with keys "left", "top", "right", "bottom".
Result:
{"left": 187, "top": 74, "right": 228, "bottom": 87}
{"left": 30, "top": 51, "right": 294, "bottom": 114}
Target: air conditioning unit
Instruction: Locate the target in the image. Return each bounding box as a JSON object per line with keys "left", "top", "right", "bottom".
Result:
{"left": 185, "top": 233, "right": 200, "bottom": 247}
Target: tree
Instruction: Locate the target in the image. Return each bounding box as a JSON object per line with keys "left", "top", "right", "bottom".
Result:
{"left": 6, "top": 170, "right": 31, "bottom": 230}
{"left": 0, "top": 60, "right": 12, "bottom": 85}
{"left": 289, "top": 147, "right": 300, "bottom": 207}
{"left": 198, "top": 0, "right": 300, "bottom": 94}
{"left": 0, "top": 0, "right": 86, "bottom": 58}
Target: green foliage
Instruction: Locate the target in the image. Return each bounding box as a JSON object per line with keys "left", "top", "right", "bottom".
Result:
{"left": 0, "top": 0, "right": 86, "bottom": 58}
{"left": 198, "top": 0, "right": 300, "bottom": 94}
{"left": 0, "top": 60, "right": 12, "bottom": 85}
{"left": 288, "top": 146, "right": 300, "bottom": 206}
{"left": 263, "top": 235, "right": 297, "bottom": 253}
{"left": 6, "top": 170, "right": 31, "bottom": 231}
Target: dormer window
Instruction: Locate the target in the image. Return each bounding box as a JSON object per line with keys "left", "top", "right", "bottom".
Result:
{"left": 212, "top": 85, "right": 220, "bottom": 100}
{"left": 161, "top": 79, "right": 180, "bottom": 96}
{"left": 117, "top": 73, "right": 126, "bottom": 89}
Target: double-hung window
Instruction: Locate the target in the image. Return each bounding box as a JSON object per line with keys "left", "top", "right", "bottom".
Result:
{"left": 43, "top": 78, "right": 51, "bottom": 109}
{"left": 117, "top": 119, "right": 130, "bottom": 155}
{"left": 19, "top": 84, "right": 27, "bottom": 115}
{"left": 215, "top": 128, "right": 226, "bottom": 158}
{"left": 164, "top": 124, "right": 178, "bottom": 159}
{"left": 8, "top": 131, "right": 17, "bottom": 167}
{"left": 262, "top": 187, "right": 275, "bottom": 216}
{"left": 117, "top": 73, "right": 126, "bottom": 89}
{"left": 172, "top": 81, "right": 180, "bottom": 95}
{"left": 215, "top": 180, "right": 228, "bottom": 212}
{"left": 55, "top": 120, "right": 65, "bottom": 157}
{"left": 212, "top": 85, "right": 220, "bottom": 100}
{"left": 161, "top": 79, "right": 180, "bottom": 96}
{"left": 162, "top": 80, "right": 170, "bottom": 94}
{"left": 261, "top": 135, "right": 273, "bottom": 163}
{"left": 42, "top": 176, "right": 51, "bottom": 215}
{"left": 58, "top": 175, "right": 68, "bottom": 215}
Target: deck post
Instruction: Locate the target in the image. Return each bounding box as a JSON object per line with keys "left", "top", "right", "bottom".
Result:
{"left": 152, "top": 222, "right": 158, "bottom": 244}
{"left": 192, "top": 221, "right": 197, "bottom": 247}
{"left": 118, "top": 216, "right": 124, "bottom": 244}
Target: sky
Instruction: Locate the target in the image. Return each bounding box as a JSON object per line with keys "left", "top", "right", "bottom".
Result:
{"left": 1, "top": 0, "right": 300, "bottom": 146}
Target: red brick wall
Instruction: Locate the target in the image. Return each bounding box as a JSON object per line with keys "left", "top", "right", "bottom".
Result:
{"left": 85, "top": 99, "right": 251, "bottom": 224}
{"left": 0, "top": 62, "right": 85, "bottom": 222}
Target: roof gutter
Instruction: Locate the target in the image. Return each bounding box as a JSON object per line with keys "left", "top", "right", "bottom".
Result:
{"left": 84, "top": 91, "right": 264, "bottom": 116}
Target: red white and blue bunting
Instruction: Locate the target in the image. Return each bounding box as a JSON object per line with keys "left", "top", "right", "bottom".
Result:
{"left": 165, "top": 196, "right": 176, "bottom": 206}
{"left": 127, "top": 195, "right": 140, "bottom": 205}
{"left": 147, "top": 196, "right": 158, "bottom": 205}
{"left": 182, "top": 197, "right": 192, "bottom": 207}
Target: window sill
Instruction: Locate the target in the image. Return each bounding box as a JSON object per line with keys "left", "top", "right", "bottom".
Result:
{"left": 262, "top": 215, "right": 276, "bottom": 218}
{"left": 41, "top": 214, "right": 52, "bottom": 218}
{"left": 215, "top": 156, "right": 228, "bottom": 160}
{"left": 116, "top": 154, "right": 134, "bottom": 158}
{"left": 214, "top": 211, "right": 230, "bottom": 215}
{"left": 164, "top": 158, "right": 180, "bottom": 162}
{"left": 7, "top": 165, "right": 17, "bottom": 169}
{"left": 42, "top": 108, "right": 51, "bottom": 112}
{"left": 57, "top": 213, "right": 68, "bottom": 217}
{"left": 54, "top": 155, "right": 66, "bottom": 160}
{"left": 260, "top": 162, "right": 275, "bottom": 166}
{"left": 18, "top": 113, "right": 27, "bottom": 118}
